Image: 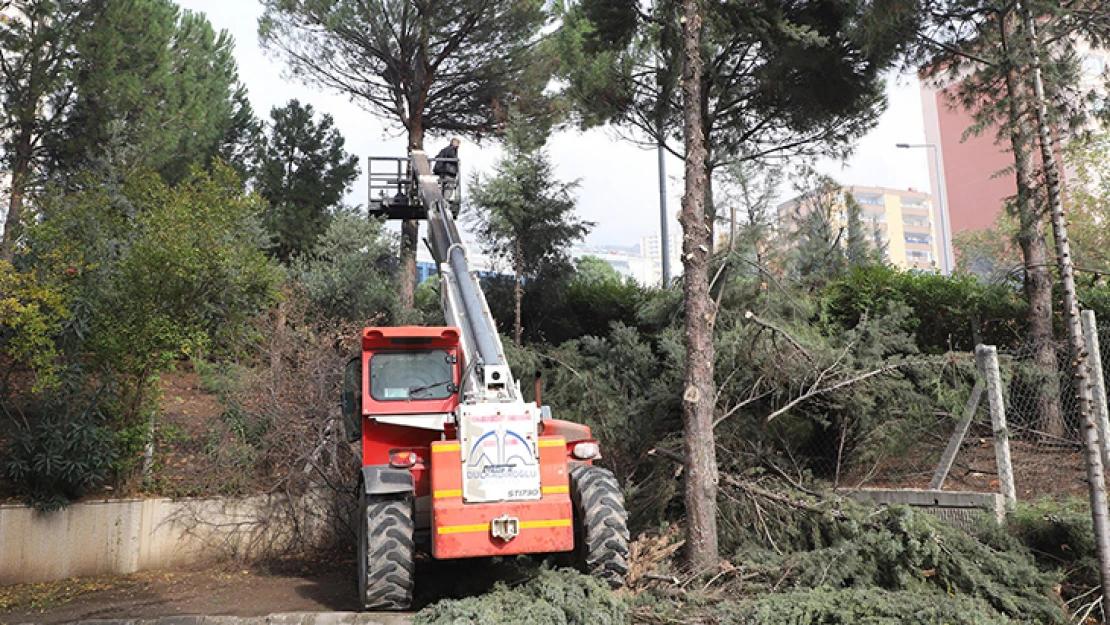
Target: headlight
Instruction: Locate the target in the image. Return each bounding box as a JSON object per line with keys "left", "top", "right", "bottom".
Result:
{"left": 571, "top": 441, "right": 600, "bottom": 460}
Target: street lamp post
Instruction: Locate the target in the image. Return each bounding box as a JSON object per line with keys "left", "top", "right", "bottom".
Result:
{"left": 897, "top": 142, "right": 954, "bottom": 273}
{"left": 653, "top": 0, "right": 671, "bottom": 287}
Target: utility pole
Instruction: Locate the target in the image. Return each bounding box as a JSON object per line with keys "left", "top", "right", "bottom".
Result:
{"left": 653, "top": 0, "right": 670, "bottom": 287}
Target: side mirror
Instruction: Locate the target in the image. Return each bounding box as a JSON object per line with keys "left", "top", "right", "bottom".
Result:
{"left": 342, "top": 356, "right": 362, "bottom": 443}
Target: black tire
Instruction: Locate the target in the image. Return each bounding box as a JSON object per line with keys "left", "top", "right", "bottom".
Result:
{"left": 569, "top": 464, "right": 630, "bottom": 588}
{"left": 358, "top": 491, "right": 415, "bottom": 610}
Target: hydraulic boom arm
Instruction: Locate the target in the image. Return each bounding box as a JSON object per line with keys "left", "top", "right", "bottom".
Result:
{"left": 408, "top": 151, "right": 518, "bottom": 403}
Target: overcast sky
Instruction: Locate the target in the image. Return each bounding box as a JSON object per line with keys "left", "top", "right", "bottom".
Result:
{"left": 177, "top": 1, "right": 934, "bottom": 248}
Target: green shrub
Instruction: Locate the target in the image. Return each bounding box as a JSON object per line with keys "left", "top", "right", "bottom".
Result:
{"left": 289, "top": 211, "right": 397, "bottom": 323}
{"left": 723, "top": 588, "right": 1015, "bottom": 624}
{"left": 3, "top": 393, "right": 116, "bottom": 512}
{"left": 414, "top": 567, "right": 626, "bottom": 625}
{"left": 1005, "top": 499, "right": 1099, "bottom": 602}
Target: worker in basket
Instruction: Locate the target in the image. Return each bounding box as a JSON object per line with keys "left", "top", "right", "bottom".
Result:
{"left": 433, "top": 138, "right": 460, "bottom": 201}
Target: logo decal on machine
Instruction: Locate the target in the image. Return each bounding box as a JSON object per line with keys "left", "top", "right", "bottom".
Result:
{"left": 466, "top": 427, "right": 537, "bottom": 481}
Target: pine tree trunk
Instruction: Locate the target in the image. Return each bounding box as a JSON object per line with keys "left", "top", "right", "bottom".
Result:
{"left": 1023, "top": 8, "right": 1110, "bottom": 613}
{"left": 1, "top": 130, "right": 32, "bottom": 262}
{"left": 513, "top": 240, "right": 523, "bottom": 346}
{"left": 1000, "top": 13, "right": 1064, "bottom": 440}
{"left": 679, "top": 0, "right": 719, "bottom": 572}
{"left": 399, "top": 123, "right": 426, "bottom": 311}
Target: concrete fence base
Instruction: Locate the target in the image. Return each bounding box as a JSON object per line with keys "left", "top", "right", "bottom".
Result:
{"left": 845, "top": 488, "right": 1006, "bottom": 531}
{"left": 0, "top": 489, "right": 341, "bottom": 586}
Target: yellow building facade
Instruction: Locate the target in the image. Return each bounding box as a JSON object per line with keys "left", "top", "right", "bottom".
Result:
{"left": 776, "top": 185, "right": 939, "bottom": 271}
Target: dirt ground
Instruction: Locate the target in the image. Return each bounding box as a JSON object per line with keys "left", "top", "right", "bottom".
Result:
{"left": 0, "top": 553, "right": 362, "bottom": 624}
{"left": 0, "top": 548, "right": 551, "bottom": 625}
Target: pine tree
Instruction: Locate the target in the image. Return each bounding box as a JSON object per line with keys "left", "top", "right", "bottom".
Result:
{"left": 917, "top": 0, "right": 1110, "bottom": 438}
{"left": 467, "top": 123, "right": 591, "bottom": 346}
{"left": 253, "top": 100, "right": 359, "bottom": 263}
{"left": 259, "top": 0, "right": 555, "bottom": 310}
{"left": 0, "top": 0, "right": 84, "bottom": 260}
{"left": 54, "top": 0, "right": 253, "bottom": 184}
{"left": 557, "top": 0, "right": 921, "bottom": 243}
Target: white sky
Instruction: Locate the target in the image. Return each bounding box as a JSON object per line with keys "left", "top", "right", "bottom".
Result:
{"left": 177, "top": 1, "right": 934, "bottom": 248}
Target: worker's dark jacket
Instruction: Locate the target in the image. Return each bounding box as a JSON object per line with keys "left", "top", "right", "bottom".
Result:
{"left": 433, "top": 145, "right": 459, "bottom": 177}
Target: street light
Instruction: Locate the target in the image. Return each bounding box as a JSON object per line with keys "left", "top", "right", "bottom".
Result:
{"left": 896, "top": 142, "right": 955, "bottom": 273}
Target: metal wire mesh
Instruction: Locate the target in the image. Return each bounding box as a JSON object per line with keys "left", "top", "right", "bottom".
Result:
{"left": 829, "top": 336, "right": 1097, "bottom": 503}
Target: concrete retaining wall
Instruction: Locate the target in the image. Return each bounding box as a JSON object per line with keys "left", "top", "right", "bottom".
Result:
{"left": 0, "top": 491, "right": 336, "bottom": 586}
{"left": 845, "top": 488, "right": 1005, "bottom": 530}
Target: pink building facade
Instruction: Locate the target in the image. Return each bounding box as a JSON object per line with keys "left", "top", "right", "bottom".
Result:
{"left": 921, "top": 45, "right": 1109, "bottom": 246}
{"left": 920, "top": 81, "right": 1015, "bottom": 238}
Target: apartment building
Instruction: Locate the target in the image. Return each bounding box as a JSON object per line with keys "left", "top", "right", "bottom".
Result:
{"left": 776, "top": 185, "right": 940, "bottom": 271}
{"left": 920, "top": 44, "right": 1110, "bottom": 241}
{"left": 639, "top": 232, "right": 683, "bottom": 287}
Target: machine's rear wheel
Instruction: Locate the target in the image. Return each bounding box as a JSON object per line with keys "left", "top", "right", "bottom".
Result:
{"left": 358, "top": 491, "right": 415, "bottom": 610}
{"left": 569, "top": 464, "right": 629, "bottom": 588}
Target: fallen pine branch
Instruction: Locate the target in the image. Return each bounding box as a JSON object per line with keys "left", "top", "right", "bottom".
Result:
{"left": 764, "top": 360, "right": 930, "bottom": 423}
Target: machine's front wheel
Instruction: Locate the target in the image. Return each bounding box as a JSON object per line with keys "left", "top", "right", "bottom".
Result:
{"left": 358, "top": 491, "right": 415, "bottom": 610}
{"left": 569, "top": 464, "right": 630, "bottom": 588}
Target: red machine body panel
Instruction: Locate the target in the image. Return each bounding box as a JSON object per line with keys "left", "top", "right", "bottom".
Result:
{"left": 361, "top": 327, "right": 462, "bottom": 416}
{"left": 429, "top": 437, "right": 574, "bottom": 559}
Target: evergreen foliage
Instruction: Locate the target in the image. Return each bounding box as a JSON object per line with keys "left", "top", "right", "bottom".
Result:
{"left": 289, "top": 212, "right": 398, "bottom": 323}
{"left": 0, "top": 0, "right": 84, "bottom": 257}
{"left": 722, "top": 588, "right": 1016, "bottom": 624}
{"left": 258, "top": 0, "right": 555, "bottom": 146}
{"left": 722, "top": 501, "right": 1064, "bottom": 622}
{"left": 252, "top": 100, "right": 359, "bottom": 263}
{"left": 55, "top": 0, "right": 253, "bottom": 183}
{"left": 413, "top": 567, "right": 626, "bottom": 625}
{"left": 556, "top": 0, "right": 921, "bottom": 165}
{"left": 467, "top": 122, "right": 592, "bottom": 344}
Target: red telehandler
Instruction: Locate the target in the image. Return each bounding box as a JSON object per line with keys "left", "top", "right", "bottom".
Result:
{"left": 340, "top": 151, "right": 629, "bottom": 610}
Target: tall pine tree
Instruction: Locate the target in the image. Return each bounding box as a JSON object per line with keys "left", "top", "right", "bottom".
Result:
{"left": 259, "top": 0, "right": 556, "bottom": 309}
{"left": 253, "top": 99, "right": 359, "bottom": 263}
{"left": 0, "top": 0, "right": 84, "bottom": 259}
{"left": 54, "top": 0, "right": 254, "bottom": 183}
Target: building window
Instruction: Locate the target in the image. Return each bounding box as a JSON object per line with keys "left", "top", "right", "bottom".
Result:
{"left": 903, "top": 217, "right": 930, "bottom": 228}
{"left": 855, "top": 193, "right": 884, "bottom": 206}
{"left": 862, "top": 209, "right": 886, "bottom": 223}
{"left": 902, "top": 198, "right": 926, "bottom": 209}
{"left": 904, "top": 234, "right": 932, "bottom": 245}
{"left": 906, "top": 250, "right": 932, "bottom": 262}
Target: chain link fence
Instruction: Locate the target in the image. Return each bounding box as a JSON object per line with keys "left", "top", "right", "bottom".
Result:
{"left": 821, "top": 324, "right": 1108, "bottom": 506}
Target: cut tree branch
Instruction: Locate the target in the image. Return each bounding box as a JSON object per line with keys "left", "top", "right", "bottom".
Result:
{"left": 764, "top": 361, "right": 928, "bottom": 423}
{"left": 744, "top": 310, "right": 814, "bottom": 364}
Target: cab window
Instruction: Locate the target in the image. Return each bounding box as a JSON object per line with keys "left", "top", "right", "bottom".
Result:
{"left": 369, "top": 350, "right": 455, "bottom": 401}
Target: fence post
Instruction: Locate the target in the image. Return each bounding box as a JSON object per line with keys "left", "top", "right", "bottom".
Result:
{"left": 978, "top": 344, "right": 1016, "bottom": 511}
{"left": 930, "top": 377, "right": 984, "bottom": 490}
{"left": 1082, "top": 310, "right": 1110, "bottom": 471}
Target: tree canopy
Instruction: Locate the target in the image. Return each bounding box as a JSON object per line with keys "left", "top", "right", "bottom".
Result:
{"left": 258, "top": 0, "right": 555, "bottom": 148}
{"left": 253, "top": 99, "right": 360, "bottom": 263}
{"left": 467, "top": 123, "right": 592, "bottom": 344}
